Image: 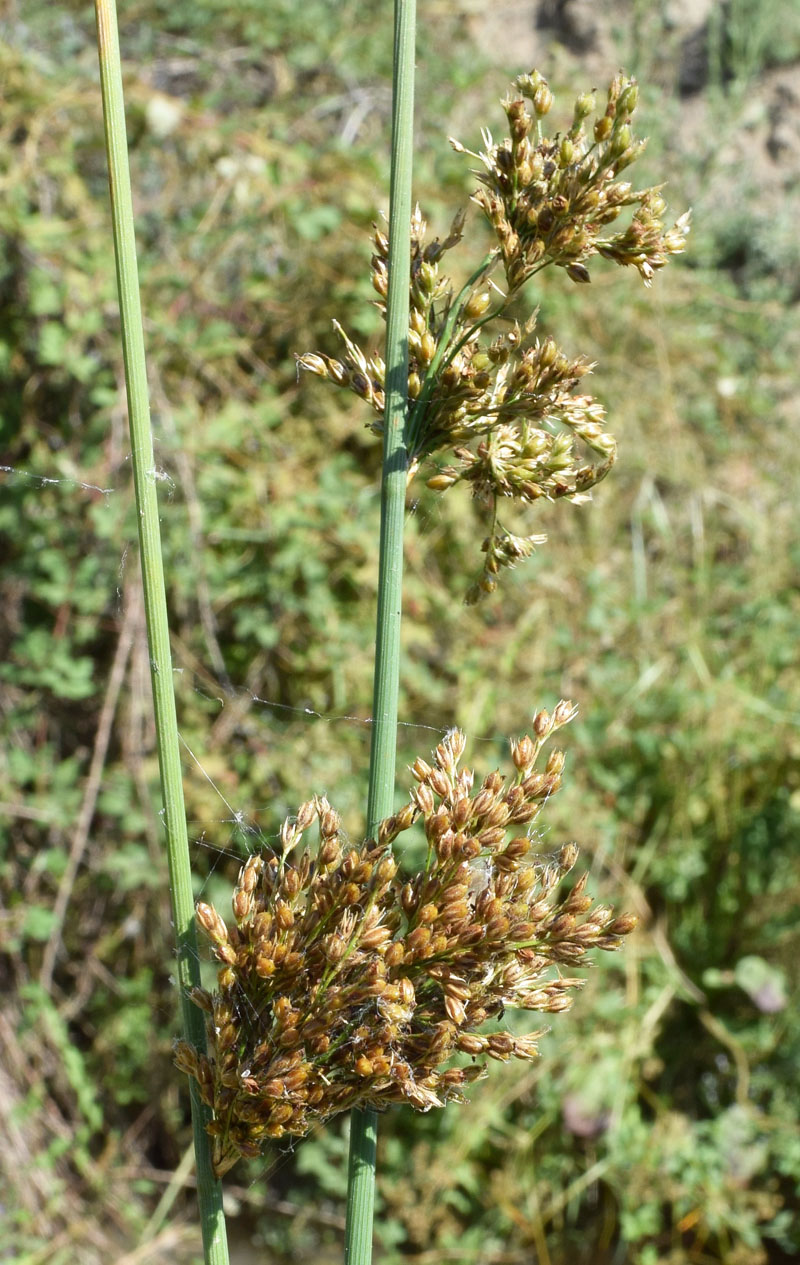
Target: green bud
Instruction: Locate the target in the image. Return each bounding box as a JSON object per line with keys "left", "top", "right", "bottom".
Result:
{"left": 417, "top": 261, "right": 437, "bottom": 294}
{"left": 419, "top": 330, "right": 437, "bottom": 365}
{"left": 573, "top": 91, "right": 596, "bottom": 122}
{"left": 613, "top": 138, "right": 646, "bottom": 172}
{"left": 514, "top": 70, "right": 545, "bottom": 101}
{"left": 617, "top": 82, "right": 639, "bottom": 117}
{"left": 610, "top": 124, "right": 631, "bottom": 157}
{"left": 533, "top": 83, "right": 554, "bottom": 117}
{"left": 598, "top": 206, "right": 622, "bottom": 225}
{"left": 649, "top": 193, "right": 667, "bottom": 217}
{"left": 464, "top": 291, "right": 492, "bottom": 319}
{"left": 538, "top": 336, "right": 558, "bottom": 368}
{"left": 409, "top": 308, "right": 426, "bottom": 336}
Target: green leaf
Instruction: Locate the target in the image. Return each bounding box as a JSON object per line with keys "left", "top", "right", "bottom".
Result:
{"left": 22, "top": 905, "right": 58, "bottom": 942}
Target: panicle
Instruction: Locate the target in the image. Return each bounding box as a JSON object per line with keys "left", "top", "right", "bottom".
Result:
{"left": 177, "top": 707, "right": 636, "bottom": 1177}
{"left": 296, "top": 68, "right": 687, "bottom": 601}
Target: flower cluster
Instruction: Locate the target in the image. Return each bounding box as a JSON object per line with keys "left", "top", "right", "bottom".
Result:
{"left": 462, "top": 69, "right": 690, "bottom": 292}
{"left": 176, "top": 704, "right": 636, "bottom": 1177}
{"left": 297, "top": 70, "right": 688, "bottom": 601}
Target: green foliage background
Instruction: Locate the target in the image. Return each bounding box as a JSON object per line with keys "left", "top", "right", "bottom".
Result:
{"left": 1, "top": 1, "right": 799, "bottom": 1262}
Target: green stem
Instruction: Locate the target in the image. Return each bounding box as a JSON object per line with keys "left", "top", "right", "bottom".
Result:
{"left": 344, "top": 1, "right": 416, "bottom": 1261}
{"left": 93, "top": 4, "right": 229, "bottom": 1261}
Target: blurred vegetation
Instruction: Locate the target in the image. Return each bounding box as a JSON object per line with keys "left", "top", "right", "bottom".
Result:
{"left": 1, "top": 0, "right": 798, "bottom": 1262}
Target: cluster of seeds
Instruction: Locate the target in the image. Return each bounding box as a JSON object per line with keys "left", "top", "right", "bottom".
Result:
{"left": 462, "top": 69, "right": 690, "bottom": 291}
{"left": 176, "top": 703, "right": 636, "bottom": 1177}
{"left": 297, "top": 69, "right": 688, "bottom": 601}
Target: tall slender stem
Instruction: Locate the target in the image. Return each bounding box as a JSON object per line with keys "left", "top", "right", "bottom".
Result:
{"left": 93, "top": 3, "right": 229, "bottom": 1261}
{"left": 344, "top": 1, "right": 416, "bottom": 1261}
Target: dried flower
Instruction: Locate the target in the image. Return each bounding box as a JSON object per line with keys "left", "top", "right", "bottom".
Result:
{"left": 297, "top": 69, "right": 688, "bottom": 601}
{"left": 177, "top": 705, "right": 635, "bottom": 1177}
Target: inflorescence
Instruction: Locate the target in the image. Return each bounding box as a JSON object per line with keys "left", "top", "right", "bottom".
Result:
{"left": 176, "top": 703, "right": 636, "bottom": 1177}
{"left": 298, "top": 69, "right": 689, "bottom": 601}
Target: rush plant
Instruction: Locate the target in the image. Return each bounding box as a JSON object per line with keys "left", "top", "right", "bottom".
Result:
{"left": 94, "top": 0, "right": 685, "bottom": 1259}
{"left": 182, "top": 48, "right": 687, "bottom": 1265}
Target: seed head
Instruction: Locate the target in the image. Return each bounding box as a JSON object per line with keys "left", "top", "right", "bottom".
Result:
{"left": 180, "top": 711, "right": 636, "bottom": 1176}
